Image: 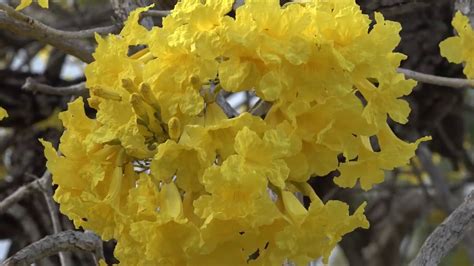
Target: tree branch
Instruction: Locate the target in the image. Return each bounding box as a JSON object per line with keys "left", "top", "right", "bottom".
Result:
{"left": 455, "top": 0, "right": 474, "bottom": 27}
{"left": 0, "top": 173, "right": 49, "bottom": 215}
{"left": 3, "top": 230, "right": 104, "bottom": 266}
{"left": 0, "top": 4, "right": 118, "bottom": 39}
{"left": 410, "top": 191, "right": 474, "bottom": 266}
{"left": 416, "top": 145, "right": 457, "bottom": 212}
{"left": 22, "top": 78, "right": 88, "bottom": 97}
{"left": 111, "top": 0, "right": 154, "bottom": 28}
{"left": 0, "top": 3, "right": 120, "bottom": 62}
{"left": 0, "top": 13, "right": 92, "bottom": 62}
{"left": 250, "top": 100, "right": 272, "bottom": 117}
{"left": 35, "top": 171, "right": 71, "bottom": 265}
{"left": 216, "top": 91, "right": 239, "bottom": 118}
{"left": 398, "top": 68, "right": 474, "bottom": 89}
{"left": 142, "top": 10, "right": 171, "bottom": 17}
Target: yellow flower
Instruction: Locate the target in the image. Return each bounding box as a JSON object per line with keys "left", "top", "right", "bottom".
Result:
{"left": 0, "top": 107, "right": 7, "bottom": 120}
{"left": 356, "top": 74, "right": 416, "bottom": 128}
{"left": 440, "top": 11, "right": 474, "bottom": 78}
{"left": 120, "top": 6, "right": 154, "bottom": 45}
{"left": 150, "top": 140, "right": 208, "bottom": 192}
{"left": 234, "top": 127, "right": 293, "bottom": 188}
{"left": 335, "top": 124, "right": 430, "bottom": 190}
{"left": 194, "top": 155, "right": 280, "bottom": 224}
{"left": 16, "top": 0, "right": 48, "bottom": 10}
{"left": 180, "top": 113, "right": 267, "bottom": 162}
{"left": 218, "top": 0, "right": 310, "bottom": 100}
{"left": 259, "top": 198, "right": 368, "bottom": 265}
{"left": 41, "top": 98, "right": 138, "bottom": 239}
{"left": 42, "top": 1, "right": 428, "bottom": 264}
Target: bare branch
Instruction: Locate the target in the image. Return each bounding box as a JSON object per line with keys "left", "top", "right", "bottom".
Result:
{"left": 22, "top": 78, "right": 88, "bottom": 97}
{"left": 364, "top": 189, "right": 427, "bottom": 266}
{"left": 398, "top": 68, "right": 474, "bottom": 89}
{"left": 0, "top": 3, "right": 120, "bottom": 62}
{"left": 0, "top": 174, "right": 48, "bottom": 215}
{"left": 455, "top": 0, "right": 474, "bottom": 27}
{"left": 36, "top": 171, "right": 71, "bottom": 265}
{"left": 410, "top": 191, "right": 474, "bottom": 266}
{"left": 216, "top": 91, "right": 239, "bottom": 118}
{"left": 6, "top": 204, "right": 42, "bottom": 243}
{"left": 142, "top": 10, "right": 171, "bottom": 17}
{"left": 0, "top": 14, "right": 92, "bottom": 62}
{"left": 416, "top": 144, "right": 474, "bottom": 264}
{"left": 416, "top": 145, "right": 456, "bottom": 212}
{"left": 233, "top": 0, "right": 245, "bottom": 10}
{"left": 0, "top": 4, "right": 118, "bottom": 39}
{"left": 111, "top": 0, "right": 154, "bottom": 28}
{"left": 3, "top": 230, "right": 104, "bottom": 266}
{"left": 250, "top": 100, "right": 272, "bottom": 117}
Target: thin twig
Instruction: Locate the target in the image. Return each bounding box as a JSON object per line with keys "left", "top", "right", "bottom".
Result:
{"left": 410, "top": 191, "right": 474, "bottom": 266}
{"left": 249, "top": 99, "right": 272, "bottom": 117}
{"left": 216, "top": 91, "right": 239, "bottom": 118}
{"left": 0, "top": 3, "right": 118, "bottom": 39}
{"left": 416, "top": 144, "right": 474, "bottom": 264}
{"left": 3, "top": 230, "right": 104, "bottom": 266}
{"left": 409, "top": 159, "right": 431, "bottom": 201}
{"left": 0, "top": 13, "right": 93, "bottom": 62}
{"left": 22, "top": 78, "right": 88, "bottom": 97}
{"left": 416, "top": 145, "right": 456, "bottom": 212}
{"left": 0, "top": 174, "right": 49, "bottom": 215}
{"left": 6, "top": 204, "right": 42, "bottom": 243}
{"left": 0, "top": 3, "right": 117, "bottom": 62}
{"left": 365, "top": 190, "right": 427, "bottom": 264}
{"left": 142, "top": 10, "right": 171, "bottom": 17}
{"left": 233, "top": 0, "right": 245, "bottom": 9}
{"left": 398, "top": 68, "right": 474, "bottom": 89}
{"left": 36, "top": 171, "right": 71, "bottom": 265}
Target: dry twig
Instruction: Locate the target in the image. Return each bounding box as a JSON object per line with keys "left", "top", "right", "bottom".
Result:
{"left": 35, "top": 171, "right": 71, "bottom": 265}
{"left": 0, "top": 4, "right": 118, "bottom": 39}
{"left": 0, "top": 173, "right": 49, "bottom": 215}
{"left": 398, "top": 68, "right": 474, "bottom": 89}
{"left": 416, "top": 145, "right": 456, "bottom": 212}
{"left": 410, "top": 191, "right": 474, "bottom": 266}
{"left": 22, "top": 78, "right": 88, "bottom": 97}
{"left": 0, "top": 3, "right": 119, "bottom": 62}
{"left": 250, "top": 100, "right": 272, "bottom": 117}
{"left": 216, "top": 91, "right": 239, "bottom": 118}
{"left": 3, "top": 230, "right": 104, "bottom": 266}
{"left": 142, "top": 10, "right": 171, "bottom": 17}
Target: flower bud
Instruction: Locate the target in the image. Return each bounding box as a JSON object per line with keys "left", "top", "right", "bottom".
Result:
{"left": 167, "top": 117, "right": 181, "bottom": 141}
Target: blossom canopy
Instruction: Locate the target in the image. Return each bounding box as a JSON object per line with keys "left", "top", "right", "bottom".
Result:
{"left": 42, "top": 0, "right": 428, "bottom": 264}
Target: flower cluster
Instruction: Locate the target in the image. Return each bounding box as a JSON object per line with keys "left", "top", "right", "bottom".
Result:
{"left": 16, "top": 0, "right": 48, "bottom": 10}
{"left": 440, "top": 11, "right": 474, "bottom": 79}
{"left": 43, "top": 0, "right": 428, "bottom": 264}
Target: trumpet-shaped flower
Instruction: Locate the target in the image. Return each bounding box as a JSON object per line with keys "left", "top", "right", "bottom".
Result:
{"left": 440, "top": 11, "right": 474, "bottom": 78}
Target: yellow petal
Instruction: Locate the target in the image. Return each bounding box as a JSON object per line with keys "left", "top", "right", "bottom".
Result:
{"left": 15, "top": 0, "right": 33, "bottom": 10}
{"left": 104, "top": 166, "right": 124, "bottom": 207}
{"left": 281, "top": 190, "right": 307, "bottom": 224}
{"left": 38, "top": 0, "right": 48, "bottom": 8}
{"left": 0, "top": 107, "right": 8, "bottom": 120}
{"left": 16, "top": 0, "right": 48, "bottom": 10}
{"left": 439, "top": 37, "right": 464, "bottom": 64}
{"left": 160, "top": 182, "right": 183, "bottom": 219}
{"left": 452, "top": 11, "right": 471, "bottom": 35}
{"left": 168, "top": 117, "right": 181, "bottom": 141}
{"left": 39, "top": 139, "right": 59, "bottom": 168}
